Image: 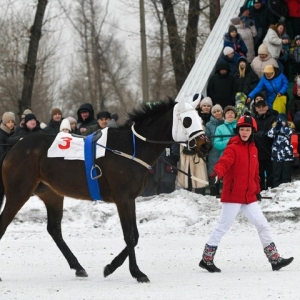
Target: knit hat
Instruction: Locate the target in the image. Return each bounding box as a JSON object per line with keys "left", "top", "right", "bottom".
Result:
{"left": 97, "top": 111, "right": 111, "bottom": 120}
{"left": 254, "top": 92, "right": 265, "bottom": 100}
{"left": 264, "top": 65, "right": 274, "bottom": 73}
{"left": 211, "top": 104, "right": 223, "bottom": 114}
{"left": 294, "top": 35, "right": 300, "bottom": 42}
{"left": 224, "top": 105, "right": 236, "bottom": 117}
{"left": 258, "top": 44, "right": 269, "bottom": 55}
{"left": 51, "top": 108, "right": 62, "bottom": 117}
{"left": 223, "top": 46, "right": 234, "bottom": 56}
{"left": 59, "top": 118, "right": 71, "bottom": 132}
{"left": 111, "top": 113, "right": 119, "bottom": 121}
{"left": 238, "top": 56, "right": 247, "bottom": 64}
{"left": 200, "top": 97, "right": 213, "bottom": 108}
{"left": 230, "top": 17, "right": 241, "bottom": 26}
{"left": 67, "top": 116, "right": 77, "bottom": 124}
{"left": 277, "top": 113, "right": 287, "bottom": 123}
{"left": 254, "top": 0, "right": 262, "bottom": 3}
{"left": 2, "top": 112, "right": 15, "bottom": 125}
{"left": 228, "top": 25, "right": 237, "bottom": 34}
{"left": 25, "top": 113, "right": 37, "bottom": 124}
{"left": 21, "top": 109, "right": 32, "bottom": 119}
{"left": 239, "top": 6, "right": 249, "bottom": 15}
{"left": 282, "top": 33, "right": 290, "bottom": 40}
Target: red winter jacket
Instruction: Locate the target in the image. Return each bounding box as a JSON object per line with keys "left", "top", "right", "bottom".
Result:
{"left": 213, "top": 135, "right": 260, "bottom": 204}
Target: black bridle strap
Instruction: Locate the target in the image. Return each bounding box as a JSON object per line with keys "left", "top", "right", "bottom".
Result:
{"left": 159, "top": 156, "right": 209, "bottom": 185}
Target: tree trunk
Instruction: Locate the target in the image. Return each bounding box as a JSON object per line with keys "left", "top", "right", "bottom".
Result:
{"left": 209, "top": 0, "right": 220, "bottom": 31}
{"left": 184, "top": 0, "right": 201, "bottom": 75}
{"left": 20, "top": 0, "right": 48, "bottom": 112}
{"left": 160, "top": 0, "right": 186, "bottom": 92}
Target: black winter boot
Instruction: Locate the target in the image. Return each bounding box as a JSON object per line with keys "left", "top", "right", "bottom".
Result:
{"left": 199, "top": 244, "right": 221, "bottom": 273}
{"left": 264, "top": 242, "right": 294, "bottom": 271}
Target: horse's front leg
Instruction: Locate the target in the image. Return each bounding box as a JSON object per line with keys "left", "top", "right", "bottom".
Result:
{"left": 103, "top": 246, "right": 128, "bottom": 277}
{"left": 36, "top": 186, "right": 88, "bottom": 277}
{"left": 105, "top": 200, "right": 149, "bottom": 283}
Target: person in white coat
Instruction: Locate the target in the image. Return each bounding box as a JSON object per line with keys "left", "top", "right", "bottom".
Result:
{"left": 251, "top": 43, "right": 279, "bottom": 78}
{"left": 263, "top": 22, "right": 285, "bottom": 72}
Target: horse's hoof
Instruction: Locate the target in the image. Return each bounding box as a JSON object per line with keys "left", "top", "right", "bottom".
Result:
{"left": 137, "top": 276, "right": 150, "bottom": 283}
{"left": 103, "top": 265, "right": 112, "bottom": 278}
{"left": 76, "top": 269, "right": 88, "bottom": 277}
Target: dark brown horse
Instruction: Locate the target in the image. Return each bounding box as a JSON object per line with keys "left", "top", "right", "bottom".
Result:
{"left": 0, "top": 98, "right": 211, "bottom": 282}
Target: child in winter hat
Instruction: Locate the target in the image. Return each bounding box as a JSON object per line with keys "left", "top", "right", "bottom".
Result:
{"left": 292, "top": 35, "right": 300, "bottom": 77}
{"left": 67, "top": 116, "right": 78, "bottom": 134}
{"left": 267, "top": 113, "right": 293, "bottom": 187}
{"left": 59, "top": 118, "right": 71, "bottom": 133}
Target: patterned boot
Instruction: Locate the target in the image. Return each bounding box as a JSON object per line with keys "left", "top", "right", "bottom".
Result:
{"left": 199, "top": 244, "right": 221, "bottom": 273}
{"left": 264, "top": 242, "right": 294, "bottom": 271}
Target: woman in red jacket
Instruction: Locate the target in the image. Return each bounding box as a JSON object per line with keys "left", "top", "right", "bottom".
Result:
{"left": 199, "top": 115, "right": 293, "bottom": 273}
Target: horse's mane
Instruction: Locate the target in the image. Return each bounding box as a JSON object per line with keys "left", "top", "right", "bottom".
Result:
{"left": 125, "top": 98, "right": 175, "bottom": 125}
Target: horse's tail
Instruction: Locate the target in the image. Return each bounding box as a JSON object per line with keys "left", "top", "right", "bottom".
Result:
{"left": 0, "top": 150, "right": 8, "bottom": 214}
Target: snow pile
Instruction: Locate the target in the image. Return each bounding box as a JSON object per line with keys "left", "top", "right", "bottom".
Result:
{"left": 10, "top": 180, "right": 300, "bottom": 236}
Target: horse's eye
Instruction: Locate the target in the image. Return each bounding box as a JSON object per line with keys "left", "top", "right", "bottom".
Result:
{"left": 183, "top": 117, "right": 192, "bottom": 128}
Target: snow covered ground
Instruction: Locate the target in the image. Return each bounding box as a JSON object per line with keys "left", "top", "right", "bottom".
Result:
{"left": 1, "top": 180, "right": 300, "bottom": 299}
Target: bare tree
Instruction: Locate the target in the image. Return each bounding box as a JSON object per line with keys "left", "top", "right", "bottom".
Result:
{"left": 160, "top": 0, "right": 210, "bottom": 92}
{"left": 20, "top": 0, "right": 48, "bottom": 113}
{"left": 0, "top": 2, "right": 59, "bottom": 121}
{"left": 59, "top": 0, "right": 136, "bottom": 118}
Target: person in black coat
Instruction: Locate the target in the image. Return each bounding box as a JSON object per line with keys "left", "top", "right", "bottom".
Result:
{"left": 77, "top": 103, "right": 97, "bottom": 135}
{"left": 234, "top": 56, "right": 259, "bottom": 100}
{"left": 250, "top": 1, "right": 275, "bottom": 53}
{"left": 154, "top": 144, "right": 180, "bottom": 194}
{"left": 142, "top": 144, "right": 180, "bottom": 196}
{"left": 253, "top": 99, "right": 277, "bottom": 190}
{"left": 8, "top": 113, "right": 44, "bottom": 145}
{"left": 43, "top": 108, "right": 63, "bottom": 135}
{"left": 0, "top": 112, "right": 16, "bottom": 158}
{"left": 207, "top": 61, "right": 236, "bottom": 108}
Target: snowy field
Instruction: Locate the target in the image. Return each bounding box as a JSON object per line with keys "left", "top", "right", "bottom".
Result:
{"left": 1, "top": 181, "right": 300, "bottom": 299}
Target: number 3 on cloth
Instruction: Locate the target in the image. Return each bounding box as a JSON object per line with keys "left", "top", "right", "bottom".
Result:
{"left": 58, "top": 137, "right": 73, "bottom": 149}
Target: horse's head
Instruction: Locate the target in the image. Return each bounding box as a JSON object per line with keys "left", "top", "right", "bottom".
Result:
{"left": 172, "top": 95, "right": 212, "bottom": 158}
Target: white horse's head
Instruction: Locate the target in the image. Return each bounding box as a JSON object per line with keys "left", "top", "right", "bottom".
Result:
{"left": 172, "top": 94, "right": 212, "bottom": 157}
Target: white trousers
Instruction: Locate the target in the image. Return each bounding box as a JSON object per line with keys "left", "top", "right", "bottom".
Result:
{"left": 207, "top": 202, "right": 273, "bottom": 248}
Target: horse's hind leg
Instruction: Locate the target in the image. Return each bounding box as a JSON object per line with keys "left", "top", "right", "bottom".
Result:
{"left": 35, "top": 184, "right": 88, "bottom": 277}
{"left": 105, "top": 200, "right": 149, "bottom": 283}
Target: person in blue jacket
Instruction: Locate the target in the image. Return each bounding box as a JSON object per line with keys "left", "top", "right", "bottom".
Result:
{"left": 223, "top": 25, "right": 248, "bottom": 58}
{"left": 247, "top": 64, "right": 289, "bottom": 108}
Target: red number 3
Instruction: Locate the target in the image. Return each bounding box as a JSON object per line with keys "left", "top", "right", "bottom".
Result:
{"left": 58, "top": 137, "right": 73, "bottom": 149}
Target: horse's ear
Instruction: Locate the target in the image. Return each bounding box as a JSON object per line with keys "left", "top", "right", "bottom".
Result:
{"left": 190, "top": 94, "right": 201, "bottom": 109}
{"left": 176, "top": 95, "right": 188, "bottom": 111}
